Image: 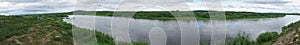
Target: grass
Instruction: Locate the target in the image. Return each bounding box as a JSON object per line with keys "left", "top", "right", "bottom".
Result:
{"left": 0, "top": 14, "right": 74, "bottom": 45}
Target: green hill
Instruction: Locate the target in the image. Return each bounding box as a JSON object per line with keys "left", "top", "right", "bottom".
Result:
{"left": 0, "top": 14, "right": 115, "bottom": 45}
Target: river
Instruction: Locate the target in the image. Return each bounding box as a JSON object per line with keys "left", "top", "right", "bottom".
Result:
{"left": 63, "top": 15, "right": 300, "bottom": 45}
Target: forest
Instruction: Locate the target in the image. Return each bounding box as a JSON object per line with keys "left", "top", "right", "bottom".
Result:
{"left": 95, "top": 11, "right": 287, "bottom": 20}
{"left": 24, "top": 10, "right": 288, "bottom": 20}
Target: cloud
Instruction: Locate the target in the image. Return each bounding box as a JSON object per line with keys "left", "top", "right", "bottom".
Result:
{"left": 245, "top": 0, "right": 290, "bottom": 4}
{"left": 0, "top": 0, "right": 42, "bottom": 3}
{"left": 0, "top": 0, "right": 75, "bottom": 15}
{"left": 213, "top": 0, "right": 299, "bottom": 13}
{"left": 0, "top": 0, "right": 299, "bottom": 15}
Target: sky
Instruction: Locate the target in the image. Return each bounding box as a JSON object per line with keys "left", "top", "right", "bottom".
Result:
{"left": 0, "top": 0, "right": 299, "bottom": 15}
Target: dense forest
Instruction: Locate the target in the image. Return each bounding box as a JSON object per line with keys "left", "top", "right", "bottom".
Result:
{"left": 95, "top": 11, "right": 287, "bottom": 20}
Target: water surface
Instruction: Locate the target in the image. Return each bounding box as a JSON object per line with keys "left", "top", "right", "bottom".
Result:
{"left": 64, "top": 15, "right": 300, "bottom": 45}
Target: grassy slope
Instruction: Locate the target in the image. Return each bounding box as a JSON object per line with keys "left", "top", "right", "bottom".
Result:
{"left": 0, "top": 15, "right": 73, "bottom": 45}
{"left": 225, "top": 20, "right": 300, "bottom": 45}
{"left": 0, "top": 14, "right": 117, "bottom": 45}
{"left": 0, "top": 13, "right": 148, "bottom": 45}
{"left": 278, "top": 20, "right": 300, "bottom": 44}
{"left": 255, "top": 20, "right": 300, "bottom": 45}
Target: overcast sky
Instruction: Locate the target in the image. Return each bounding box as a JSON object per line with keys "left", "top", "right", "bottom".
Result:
{"left": 0, "top": 0, "right": 299, "bottom": 15}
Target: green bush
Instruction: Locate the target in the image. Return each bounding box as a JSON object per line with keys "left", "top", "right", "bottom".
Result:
{"left": 256, "top": 32, "right": 279, "bottom": 43}
{"left": 226, "top": 33, "right": 255, "bottom": 45}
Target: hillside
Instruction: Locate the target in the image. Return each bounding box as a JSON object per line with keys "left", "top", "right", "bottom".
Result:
{"left": 0, "top": 14, "right": 118, "bottom": 45}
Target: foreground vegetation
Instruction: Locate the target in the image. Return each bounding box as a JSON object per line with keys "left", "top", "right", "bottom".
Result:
{"left": 223, "top": 32, "right": 279, "bottom": 45}
{"left": 0, "top": 14, "right": 146, "bottom": 45}
{"left": 224, "top": 20, "right": 300, "bottom": 45}
{"left": 0, "top": 14, "right": 74, "bottom": 45}
{"left": 281, "top": 20, "right": 300, "bottom": 35}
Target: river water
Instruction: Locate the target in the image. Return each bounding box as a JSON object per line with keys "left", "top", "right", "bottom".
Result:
{"left": 64, "top": 15, "right": 300, "bottom": 45}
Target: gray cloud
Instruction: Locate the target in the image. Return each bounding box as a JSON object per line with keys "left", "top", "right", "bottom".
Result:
{"left": 245, "top": 0, "right": 291, "bottom": 4}
{"left": 0, "top": 0, "right": 75, "bottom": 15}
{"left": 0, "top": 0, "right": 42, "bottom": 3}
{"left": 0, "top": 0, "right": 299, "bottom": 15}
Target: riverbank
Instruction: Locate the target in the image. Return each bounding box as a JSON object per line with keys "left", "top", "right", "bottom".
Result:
{"left": 224, "top": 20, "right": 300, "bottom": 45}
{"left": 272, "top": 20, "right": 300, "bottom": 45}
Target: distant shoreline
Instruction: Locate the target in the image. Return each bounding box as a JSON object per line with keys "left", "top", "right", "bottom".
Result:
{"left": 93, "top": 11, "right": 287, "bottom": 20}
{"left": 4, "top": 11, "right": 291, "bottom": 20}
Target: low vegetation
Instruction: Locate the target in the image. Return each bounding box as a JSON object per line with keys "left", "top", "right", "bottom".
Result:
{"left": 255, "top": 32, "right": 279, "bottom": 44}
{"left": 0, "top": 14, "right": 74, "bottom": 45}
{"left": 281, "top": 20, "right": 300, "bottom": 35}
{"left": 0, "top": 14, "right": 146, "bottom": 45}
{"left": 224, "top": 20, "right": 300, "bottom": 45}
{"left": 225, "top": 33, "right": 254, "bottom": 45}
{"left": 222, "top": 32, "right": 276, "bottom": 45}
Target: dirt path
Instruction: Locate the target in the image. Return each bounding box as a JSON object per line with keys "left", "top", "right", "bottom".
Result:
{"left": 0, "top": 24, "right": 39, "bottom": 44}
{"left": 1, "top": 23, "right": 56, "bottom": 45}
{"left": 272, "top": 30, "right": 298, "bottom": 45}
{"left": 40, "top": 32, "right": 53, "bottom": 45}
